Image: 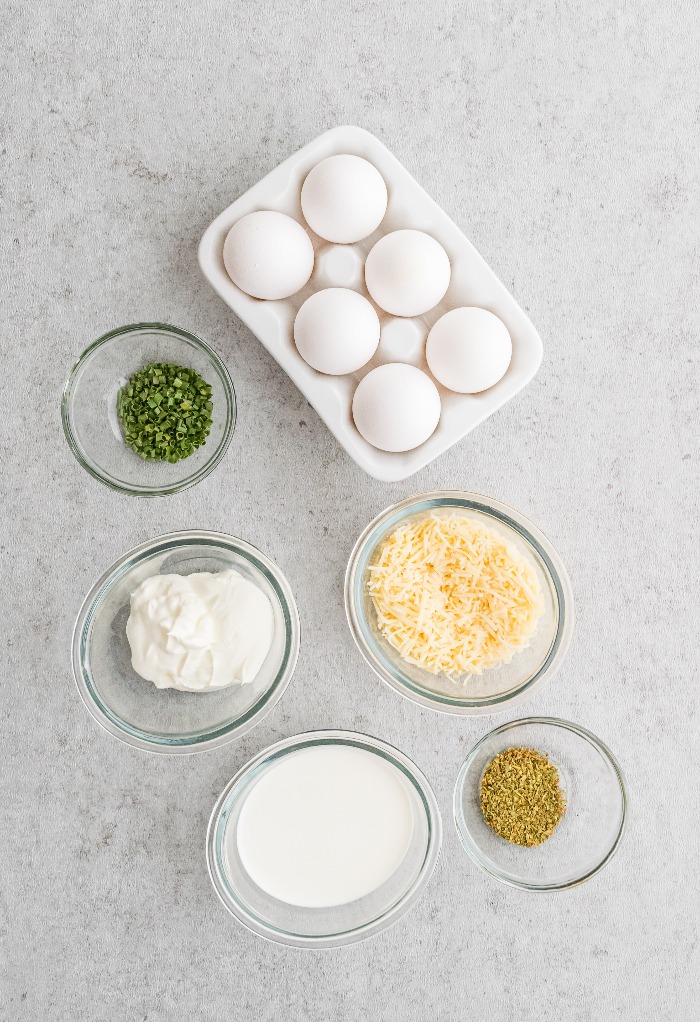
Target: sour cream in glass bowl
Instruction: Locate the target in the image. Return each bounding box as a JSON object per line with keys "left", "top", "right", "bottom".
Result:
{"left": 72, "top": 531, "right": 299, "bottom": 753}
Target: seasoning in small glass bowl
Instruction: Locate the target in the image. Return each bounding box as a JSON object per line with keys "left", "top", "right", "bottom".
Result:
{"left": 61, "top": 323, "right": 236, "bottom": 496}
{"left": 479, "top": 746, "right": 566, "bottom": 847}
{"left": 453, "top": 717, "right": 627, "bottom": 890}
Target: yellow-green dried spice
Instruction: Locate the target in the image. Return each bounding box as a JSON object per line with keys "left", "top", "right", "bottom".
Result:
{"left": 480, "top": 746, "right": 566, "bottom": 847}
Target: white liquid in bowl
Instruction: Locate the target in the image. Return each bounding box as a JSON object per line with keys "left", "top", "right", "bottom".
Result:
{"left": 234, "top": 745, "right": 415, "bottom": 908}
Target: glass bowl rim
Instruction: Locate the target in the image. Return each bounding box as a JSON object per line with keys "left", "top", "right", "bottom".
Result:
{"left": 61, "top": 322, "right": 237, "bottom": 496}
{"left": 344, "top": 489, "right": 575, "bottom": 716}
{"left": 71, "top": 530, "right": 300, "bottom": 755}
{"left": 206, "top": 729, "right": 443, "bottom": 948}
{"left": 453, "top": 715, "right": 628, "bottom": 891}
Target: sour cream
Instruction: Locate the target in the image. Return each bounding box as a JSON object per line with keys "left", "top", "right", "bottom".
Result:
{"left": 126, "top": 570, "right": 274, "bottom": 692}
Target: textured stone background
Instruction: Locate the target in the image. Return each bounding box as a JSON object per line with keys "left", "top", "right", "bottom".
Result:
{"left": 2, "top": 1, "right": 699, "bottom": 1019}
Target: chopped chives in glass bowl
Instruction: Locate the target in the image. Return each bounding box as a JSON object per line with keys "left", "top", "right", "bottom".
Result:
{"left": 62, "top": 323, "right": 236, "bottom": 496}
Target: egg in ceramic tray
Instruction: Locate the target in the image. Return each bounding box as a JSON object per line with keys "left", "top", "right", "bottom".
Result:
{"left": 199, "top": 126, "right": 543, "bottom": 480}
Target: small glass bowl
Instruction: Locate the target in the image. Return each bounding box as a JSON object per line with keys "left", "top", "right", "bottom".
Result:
{"left": 454, "top": 717, "right": 627, "bottom": 890}
{"left": 207, "top": 730, "right": 442, "bottom": 947}
{"left": 345, "top": 491, "right": 574, "bottom": 715}
{"left": 61, "top": 323, "right": 236, "bottom": 496}
{"left": 72, "top": 531, "right": 299, "bottom": 754}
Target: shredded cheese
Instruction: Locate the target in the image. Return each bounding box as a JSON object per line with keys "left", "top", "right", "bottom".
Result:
{"left": 368, "top": 513, "right": 544, "bottom": 677}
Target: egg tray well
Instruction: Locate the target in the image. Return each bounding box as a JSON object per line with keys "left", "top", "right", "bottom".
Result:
{"left": 198, "top": 125, "right": 542, "bottom": 483}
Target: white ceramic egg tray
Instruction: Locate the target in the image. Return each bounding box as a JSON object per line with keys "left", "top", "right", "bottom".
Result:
{"left": 199, "top": 126, "right": 542, "bottom": 482}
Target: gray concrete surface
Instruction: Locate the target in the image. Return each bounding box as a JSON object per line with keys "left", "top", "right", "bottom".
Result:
{"left": 2, "top": 2, "right": 699, "bottom": 1019}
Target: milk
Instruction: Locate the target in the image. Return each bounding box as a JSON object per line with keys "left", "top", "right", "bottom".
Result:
{"left": 234, "top": 745, "right": 414, "bottom": 908}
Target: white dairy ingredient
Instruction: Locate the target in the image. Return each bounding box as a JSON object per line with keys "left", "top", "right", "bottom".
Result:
{"left": 126, "top": 569, "right": 274, "bottom": 692}
{"left": 234, "top": 745, "right": 414, "bottom": 908}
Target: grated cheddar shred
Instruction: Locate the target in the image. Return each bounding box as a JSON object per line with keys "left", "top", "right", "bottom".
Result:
{"left": 368, "top": 513, "right": 544, "bottom": 677}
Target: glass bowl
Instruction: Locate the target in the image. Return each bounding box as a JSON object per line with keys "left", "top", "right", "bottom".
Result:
{"left": 72, "top": 531, "right": 299, "bottom": 754}
{"left": 454, "top": 717, "right": 627, "bottom": 890}
{"left": 61, "top": 323, "right": 236, "bottom": 496}
{"left": 345, "top": 491, "right": 574, "bottom": 715}
{"left": 206, "top": 730, "right": 442, "bottom": 947}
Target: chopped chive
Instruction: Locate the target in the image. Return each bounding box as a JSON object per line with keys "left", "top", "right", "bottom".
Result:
{"left": 116, "top": 361, "right": 214, "bottom": 463}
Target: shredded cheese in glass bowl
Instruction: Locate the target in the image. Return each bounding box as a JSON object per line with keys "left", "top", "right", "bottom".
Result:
{"left": 368, "top": 514, "right": 545, "bottom": 677}
{"left": 345, "top": 492, "right": 573, "bottom": 716}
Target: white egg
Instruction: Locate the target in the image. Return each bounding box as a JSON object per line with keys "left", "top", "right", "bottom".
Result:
{"left": 426, "top": 307, "right": 512, "bottom": 393}
{"left": 294, "top": 288, "right": 380, "bottom": 376}
{"left": 223, "top": 210, "right": 314, "bottom": 300}
{"left": 301, "top": 155, "right": 388, "bottom": 244}
{"left": 365, "top": 230, "right": 451, "bottom": 317}
{"left": 352, "top": 363, "right": 441, "bottom": 452}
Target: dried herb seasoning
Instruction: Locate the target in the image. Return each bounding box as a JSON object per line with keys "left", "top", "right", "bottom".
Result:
{"left": 480, "top": 746, "right": 566, "bottom": 847}
{"left": 117, "top": 362, "right": 213, "bottom": 462}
